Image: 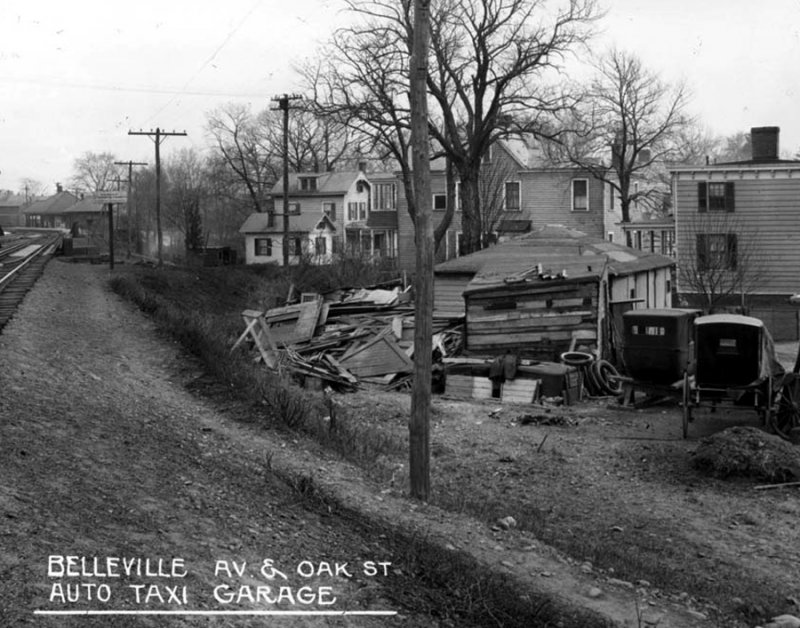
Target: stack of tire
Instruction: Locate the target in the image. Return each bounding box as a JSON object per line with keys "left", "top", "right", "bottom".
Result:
{"left": 560, "top": 351, "right": 622, "bottom": 398}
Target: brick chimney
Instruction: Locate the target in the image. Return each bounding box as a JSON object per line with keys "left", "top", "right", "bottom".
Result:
{"left": 56, "top": 182, "right": 63, "bottom": 193}
{"left": 751, "top": 126, "right": 780, "bottom": 161}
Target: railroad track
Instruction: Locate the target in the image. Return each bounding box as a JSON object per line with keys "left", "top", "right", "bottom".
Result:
{"left": 0, "top": 233, "right": 61, "bottom": 332}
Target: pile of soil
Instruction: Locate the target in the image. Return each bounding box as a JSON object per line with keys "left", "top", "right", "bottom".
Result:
{"left": 692, "top": 426, "right": 800, "bottom": 481}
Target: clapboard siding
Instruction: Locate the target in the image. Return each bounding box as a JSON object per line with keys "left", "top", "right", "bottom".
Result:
{"left": 518, "top": 169, "right": 605, "bottom": 239}
{"left": 675, "top": 173, "right": 800, "bottom": 295}
{"left": 434, "top": 274, "right": 472, "bottom": 316}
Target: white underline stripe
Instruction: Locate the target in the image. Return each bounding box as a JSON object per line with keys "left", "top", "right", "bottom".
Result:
{"left": 35, "top": 609, "right": 397, "bottom": 616}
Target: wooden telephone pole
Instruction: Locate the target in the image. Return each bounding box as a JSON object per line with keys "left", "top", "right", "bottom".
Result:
{"left": 128, "top": 128, "right": 186, "bottom": 266}
{"left": 409, "top": 0, "right": 433, "bottom": 501}
{"left": 114, "top": 160, "right": 148, "bottom": 258}
{"left": 271, "top": 94, "right": 302, "bottom": 267}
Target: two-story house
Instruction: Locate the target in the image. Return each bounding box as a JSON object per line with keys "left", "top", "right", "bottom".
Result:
{"left": 239, "top": 166, "right": 398, "bottom": 265}
{"left": 671, "top": 126, "right": 800, "bottom": 339}
{"left": 393, "top": 139, "right": 608, "bottom": 271}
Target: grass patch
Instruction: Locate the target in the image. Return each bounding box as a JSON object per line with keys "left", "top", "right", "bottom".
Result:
{"left": 108, "top": 262, "right": 406, "bottom": 477}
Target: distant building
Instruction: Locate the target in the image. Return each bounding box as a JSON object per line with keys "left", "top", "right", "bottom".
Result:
{"left": 0, "top": 191, "right": 28, "bottom": 229}
{"left": 671, "top": 126, "right": 800, "bottom": 339}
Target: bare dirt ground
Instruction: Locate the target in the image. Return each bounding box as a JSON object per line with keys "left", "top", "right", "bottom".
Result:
{"left": 3, "top": 259, "right": 800, "bottom": 628}
{"left": 0, "top": 260, "right": 501, "bottom": 628}
{"left": 331, "top": 358, "right": 800, "bottom": 627}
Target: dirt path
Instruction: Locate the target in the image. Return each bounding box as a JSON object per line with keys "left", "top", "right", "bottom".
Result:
{"left": 0, "top": 260, "right": 463, "bottom": 627}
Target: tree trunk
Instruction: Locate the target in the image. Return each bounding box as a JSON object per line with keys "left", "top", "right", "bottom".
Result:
{"left": 459, "top": 166, "right": 483, "bottom": 255}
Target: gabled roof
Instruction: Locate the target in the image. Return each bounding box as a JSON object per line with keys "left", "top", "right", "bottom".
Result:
{"left": 22, "top": 191, "right": 79, "bottom": 215}
{"left": 62, "top": 197, "right": 106, "bottom": 214}
{"left": 435, "top": 225, "right": 674, "bottom": 281}
{"left": 239, "top": 212, "right": 336, "bottom": 234}
{"left": 271, "top": 171, "right": 366, "bottom": 196}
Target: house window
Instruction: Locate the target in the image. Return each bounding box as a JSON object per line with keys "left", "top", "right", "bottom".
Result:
{"left": 288, "top": 202, "right": 301, "bottom": 215}
{"left": 635, "top": 230, "right": 642, "bottom": 250}
{"left": 322, "top": 202, "right": 336, "bottom": 220}
{"left": 504, "top": 181, "right": 521, "bottom": 211}
{"left": 455, "top": 232, "right": 463, "bottom": 257}
{"left": 299, "top": 177, "right": 317, "bottom": 191}
{"left": 482, "top": 145, "right": 493, "bottom": 164}
{"left": 661, "top": 230, "right": 675, "bottom": 256}
{"left": 607, "top": 231, "right": 614, "bottom": 243}
{"left": 455, "top": 181, "right": 462, "bottom": 211}
{"left": 254, "top": 238, "right": 272, "bottom": 256}
{"left": 373, "top": 183, "right": 396, "bottom": 211}
{"left": 698, "top": 181, "right": 735, "bottom": 212}
{"left": 314, "top": 237, "right": 327, "bottom": 256}
{"left": 572, "top": 179, "right": 589, "bottom": 211}
{"left": 649, "top": 230, "right": 655, "bottom": 252}
{"left": 433, "top": 194, "right": 447, "bottom": 211}
{"left": 347, "top": 202, "right": 367, "bottom": 221}
{"left": 697, "top": 233, "right": 737, "bottom": 271}
{"left": 293, "top": 237, "right": 303, "bottom": 256}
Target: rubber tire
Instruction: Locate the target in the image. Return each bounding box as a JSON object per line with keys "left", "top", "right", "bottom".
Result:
{"left": 593, "top": 360, "right": 622, "bottom": 396}
{"left": 560, "top": 351, "right": 594, "bottom": 367}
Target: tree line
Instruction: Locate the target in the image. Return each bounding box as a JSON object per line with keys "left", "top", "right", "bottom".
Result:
{"left": 20, "top": 0, "right": 780, "bottom": 260}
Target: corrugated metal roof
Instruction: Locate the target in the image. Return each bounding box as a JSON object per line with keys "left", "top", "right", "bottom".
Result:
{"left": 435, "top": 224, "right": 674, "bottom": 278}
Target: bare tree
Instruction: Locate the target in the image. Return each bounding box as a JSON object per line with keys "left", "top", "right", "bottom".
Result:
{"left": 478, "top": 153, "right": 519, "bottom": 244}
{"left": 678, "top": 212, "right": 766, "bottom": 313}
{"left": 553, "top": 48, "right": 690, "bottom": 223}
{"left": 18, "top": 178, "right": 46, "bottom": 201}
{"left": 206, "top": 103, "right": 278, "bottom": 215}
{"left": 69, "top": 151, "right": 121, "bottom": 194}
{"left": 164, "top": 148, "right": 207, "bottom": 252}
{"left": 308, "top": 0, "right": 597, "bottom": 255}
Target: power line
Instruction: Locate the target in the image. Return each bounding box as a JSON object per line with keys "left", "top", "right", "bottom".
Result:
{"left": 271, "top": 94, "right": 303, "bottom": 267}
{"left": 127, "top": 129, "right": 187, "bottom": 266}
{"left": 114, "top": 160, "right": 148, "bottom": 258}
{"left": 0, "top": 75, "right": 268, "bottom": 98}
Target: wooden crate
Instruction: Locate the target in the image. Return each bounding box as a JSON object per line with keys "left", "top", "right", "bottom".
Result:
{"left": 445, "top": 374, "right": 474, "bottom": 398}
{"left": 501, "top": 378, "right": 540, "bottom": 404}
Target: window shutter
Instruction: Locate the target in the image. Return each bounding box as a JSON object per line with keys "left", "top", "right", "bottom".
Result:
{"left": 725, "top": 182, "right": 735, "bottom": 212}
{"left": 726, "top": 233, "right": 738, "bottom": 270}
{"left": 696, "top": 234, "right": 708, "bottom": 271}
{"left": 697, "top": 182, "right": 707, "bottom": 212}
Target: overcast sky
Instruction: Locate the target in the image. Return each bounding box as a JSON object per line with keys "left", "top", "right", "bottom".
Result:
{"left": 1, "top": 0, "right": 799, "bottom": 195}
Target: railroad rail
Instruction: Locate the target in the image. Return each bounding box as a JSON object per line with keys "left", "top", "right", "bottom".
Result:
{"left": 0, "top": 233, "right": 62, "bottom": 332}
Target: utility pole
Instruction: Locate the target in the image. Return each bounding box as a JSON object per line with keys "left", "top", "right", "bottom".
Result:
{"left": 271, "top": 94, "right": 302, "bottom": 267}
{"left": 409, "top": 0, "right": 433, "bottom": 501}
{"left": 115, "top": 160, "right": 147, "bottom": 258}
{"left": 128, "top": 128, "right": 186, "bottom": 266}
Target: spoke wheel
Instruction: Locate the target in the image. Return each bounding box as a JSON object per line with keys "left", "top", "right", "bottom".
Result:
{"left": 770, "top": 374, "right": 800, "bottom": 441}
{"left": 681, "top": 370, "right": 691, "bottom": 439}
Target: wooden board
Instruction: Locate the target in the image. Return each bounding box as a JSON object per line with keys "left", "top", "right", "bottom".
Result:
{"left": 501, "top": 378, "right": 540, "bottom": 404}
{"left": 262, "top": 299, "right": 323, "bottom": 346}
{"left": 338, "top": 333, "right": 413, "bottom": 378}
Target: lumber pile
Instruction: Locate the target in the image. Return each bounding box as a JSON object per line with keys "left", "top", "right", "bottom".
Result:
{"left": 232, "top": 286, "right": 463, "bottom": 391}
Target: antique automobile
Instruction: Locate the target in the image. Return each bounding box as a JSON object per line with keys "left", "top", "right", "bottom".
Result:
{"left": 621, "top": 308, "right": 700, "bottom": 384}
{"left": 686, "top": 314, "right": 800, "bottom": 439}
{"left": 618, "top": 311, "right": 800, "bottom": 440}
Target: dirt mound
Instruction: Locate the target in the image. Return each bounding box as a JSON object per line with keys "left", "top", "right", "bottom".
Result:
{"left": 692, "top": 426, "right": 800, "bottom": 482}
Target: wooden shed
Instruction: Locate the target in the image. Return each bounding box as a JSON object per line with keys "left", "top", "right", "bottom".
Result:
{"left": 434, "top": 225, "right": 676, "bottom": 360}
{"left": 463, "top": 255, "right": 606, "bottom": 361}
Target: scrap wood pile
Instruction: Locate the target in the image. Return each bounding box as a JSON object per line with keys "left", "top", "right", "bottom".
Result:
{"left": 231, "top": 285, "right": 463, "bottom": 392}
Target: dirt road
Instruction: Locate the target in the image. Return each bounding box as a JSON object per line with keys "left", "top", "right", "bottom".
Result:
{"left": 0, "top": 260, "right": 465, "bottom": 627}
